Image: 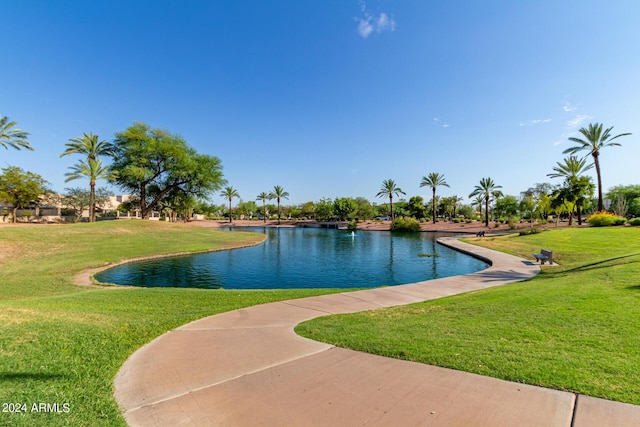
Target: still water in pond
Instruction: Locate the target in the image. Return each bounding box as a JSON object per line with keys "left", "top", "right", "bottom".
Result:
{"left": 95, "top": 228, "right": 487, "bottom": 289}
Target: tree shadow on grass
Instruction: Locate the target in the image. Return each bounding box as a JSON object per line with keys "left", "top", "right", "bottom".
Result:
{"left": 0, "top": 372, "right": 65, "bottom": 381}
{"left": 543, "top": 253, "right": 640, "bottom": 277}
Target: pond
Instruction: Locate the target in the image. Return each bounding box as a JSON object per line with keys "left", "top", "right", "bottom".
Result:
{"left": 94, "top": 228, "right": 488, "bottom": 290}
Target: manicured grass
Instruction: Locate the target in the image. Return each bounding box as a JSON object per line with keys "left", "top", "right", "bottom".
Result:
{"left": 0, "top": 221, "right": 339, "bottom": 426}
{"left": 296, "top": 227, "right": 640, "bottom": 405}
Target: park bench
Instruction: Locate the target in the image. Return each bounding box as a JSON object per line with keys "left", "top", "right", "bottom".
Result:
{"left": 533, "top": 249, "right": 553, "bottom": 265}
{"left": 475, "top": 231, "right": 485, "bottom": 237}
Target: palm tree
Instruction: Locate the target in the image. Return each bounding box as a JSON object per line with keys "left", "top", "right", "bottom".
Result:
{"left": 220, "top": 186, "right": 239, "bottom": 223}
{"left": 473, "top": 195, "right": 484, "bottom": 219}
{"left": 0, "top": 116, "right": 33, "bottom": 151}
{"left": 563, "top": 123, "right": 631, "bottom": 211}
{"left": 256, "top": 192, "right": 270, "bottom": 223}
{"left": 547, "top": 156, "right": 594, "bottom": 225}
{"left": 547, "top": 155, "right": 593, "bottom": 180}
{"left": 64, "top": 158, "right": 112, "bottom": 221}
{"left": 469, "top": 177, "right": 503, "bottom": 226}
{"left": 420, "top": 172, "right": 449, "bottom": 223}
{"left": 376, "top": 179, "right": 406, "bottom": 221}
{"left": 268, "top": 185, "right": 290, "bottom": 224}
{"left": 60, "top": 133, "right": 112, "bottom": 222}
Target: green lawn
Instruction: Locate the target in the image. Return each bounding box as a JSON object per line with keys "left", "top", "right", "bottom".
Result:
{"left": 296, "top": 227, "right": 640, "bottom": 405}
{"left": 0, "top": 221, "right": 339, "bottom": 426}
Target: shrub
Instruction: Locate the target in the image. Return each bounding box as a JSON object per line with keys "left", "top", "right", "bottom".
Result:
{"left": 519, "top": 228, "right": 541, "bottom": 236}
{"left": 390, "top": 217, "right": 421, "bottom": 232}
{"left": 587, "top": 211, "right": 627, "bottom": 227}
{"left": 629, "top": 218, "right": 640, "bottom": 226}
{"left": 347, "top": 221, "right": 357, "bottom": 231}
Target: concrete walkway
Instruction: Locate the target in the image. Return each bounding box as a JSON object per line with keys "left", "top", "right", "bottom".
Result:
{"left": 114, "top": 237, "right": 640, "bottom": 426}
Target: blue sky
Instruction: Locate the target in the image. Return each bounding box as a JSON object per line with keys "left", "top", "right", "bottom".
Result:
{"left": 2, "top": 0, "right": 638, "bottom": 206}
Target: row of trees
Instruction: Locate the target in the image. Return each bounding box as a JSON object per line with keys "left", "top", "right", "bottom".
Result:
{"left": 0, "top": 116, "right": 632, "bottom": 226}
{"left": 222, "top": 185, "right": 290, "bottom": 224}
{"left": 1, "top": 119, "right": 228, "bottom": 223}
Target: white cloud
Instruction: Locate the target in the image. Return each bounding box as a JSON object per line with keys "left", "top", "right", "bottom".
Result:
{"left": 519, "top": 119, "right": 551, "bottom": 127}
{"left": 566, "top": 114, "right": 590, "bottom": 129}
{"left": 442, "top": 123, "right": 451, "bottom": 128}
{"left": 553, "top": 114, "right": 592, "bottom": 146}
{"left": 563, "top": 101, "right": 577, "bottom": 112}
{"left": 357, "top": 18, "right": 374, "bottom": 38}
{"left": 355, "top": 1, "right": 396, "bottom": 38}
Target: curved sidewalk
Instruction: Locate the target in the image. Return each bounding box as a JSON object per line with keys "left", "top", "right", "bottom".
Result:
{"left": 114, "top": 237, "right": 640, "bottom": 426}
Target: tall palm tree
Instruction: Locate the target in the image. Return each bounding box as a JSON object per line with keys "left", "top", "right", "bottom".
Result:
{"left": 0, "top": 116, "right": 33, "bottom": 151}
{"left": 256, "top": 191, "right": 270, "bottom": 223}
{"left": 420, "top": 172, "right": 449, "bottom": 223}
{"left": 220, "top": 186, "right": 239, "bottom": 223}
{"left": 469, "top": 177, "right": 503, "bottom": 226}
{"left": 268, "top": 185, "right": 289, "bottom": 224}
{"left": 563, "top": 122, "right": 631, "bottom": 211}
{"left": 60, "top": 133, "right": 112, "bottom": 222}
{"left": 64, "top": 158, "right": 112, "bottom": 221}
{"left": 376, "top": 179, "right": 406, "bottom": 221}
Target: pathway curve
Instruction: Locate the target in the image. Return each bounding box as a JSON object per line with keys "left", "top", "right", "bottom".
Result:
{"left": 114, "top": 237, "right": 640, "bottom": 426}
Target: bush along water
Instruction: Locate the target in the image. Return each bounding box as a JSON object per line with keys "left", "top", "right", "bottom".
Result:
{"left": 390, "top": 217, "right": 421, "bottom": 232}
{"left": 586, "top": 211, "right": 627, "bottom": 227}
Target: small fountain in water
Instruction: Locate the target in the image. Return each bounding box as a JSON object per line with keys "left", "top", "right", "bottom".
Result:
{"left": 351, "top": 231, "right": 355, "bottom": 237}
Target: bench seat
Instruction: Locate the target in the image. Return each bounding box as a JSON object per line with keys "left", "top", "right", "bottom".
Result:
{"left": 533, "top": 249, "right": 553, "bottom": 265}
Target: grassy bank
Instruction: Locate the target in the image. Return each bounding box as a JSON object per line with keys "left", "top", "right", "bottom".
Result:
{"left": 0, "top": 221, "right": 338, "bottom": 426}
{"left": 297, "top": 227, "right": 640, "bottom": 405}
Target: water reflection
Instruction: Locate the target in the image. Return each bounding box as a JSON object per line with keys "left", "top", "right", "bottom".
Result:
{"left": 95, "top": 228, "right": 487, "bottom": 290}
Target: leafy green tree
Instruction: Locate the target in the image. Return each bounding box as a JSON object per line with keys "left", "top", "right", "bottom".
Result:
{"left": 420, "top": 172, "right": 449, "bottom": 224}
{"left": 0, "top": 166, "right": 48, "bottom": 223}
{"left": 563, "top": 123, "right": 631, "bottom": 211}
{"left": 407, "top": 196, "right": 427, "bottom": 220}
{"left": 519, "top": 194, "right": 535, "bottom": 223}
{"left": 268, "top": 185, "right": 290, "bottom": 224}
{"left": 156, "top": 189, "right": 197, "bottom": 222}
{"left": 237, "top": 200, "right": 258, "bottom": 219}
{"left": 333, "top": 197, "right": 357, "bottom": 221}
{"left": 63, "top": 187, "right": 112, "bottom": 222}
{"left": 0, "top": 116, "right": 33, "bottom": 152}
{"left": 551, "top": 176, "right": 594, "bottom": 225}
{"left": 353, "top": 197, "right": 374, "bottom": 220}
{"left": 522, "top": 183, "right": 555, "bottom": 222}
{"left": 256, "top": 192, "right": 270, "bottom": 223}
{"left": 606, "top": 185, "right": 640, "bottom": 218}
{"left": 300, "top": 201, "right": 316, "bottom": 220}
{"left": 457, "top": 204, "right": 474, "bottom": 219}
{"left": 60, "top": 132, "right": 112, "bottom": 222}
{"left": 109, "top": 122, "right": 225, "bottom": 219}
{"left": 469, "top": 177, "right": 503, "bottom": 226}
{"left": 220, "top": 186, "right": 239, "bottom": 223}
{"left": 315, "top": 198, "right": 334, "bottom": 221}
{"left": 376, "top": 179, "right": 405, "bottom": 220}
{"left": 494, "top": 195, "right": 519, "bottom": 222}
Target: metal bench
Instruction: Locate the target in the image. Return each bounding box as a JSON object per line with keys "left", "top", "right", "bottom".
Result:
{"left": 533, "top": 249, "right": 553, "bottom": 265}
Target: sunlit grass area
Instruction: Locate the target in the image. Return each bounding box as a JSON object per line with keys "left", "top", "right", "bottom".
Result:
{"left": 297, "top": 227, "right": 640, "bottom": 405}
{"left": 0, "top": 221, "right": 339, "bottom": 426}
